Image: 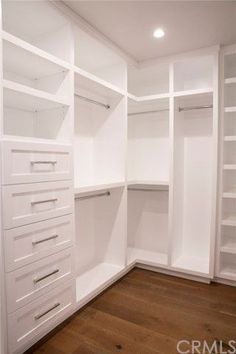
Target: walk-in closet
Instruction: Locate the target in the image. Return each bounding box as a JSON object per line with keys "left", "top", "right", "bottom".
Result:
{"left": 0, "top": 1, "right": 236, "bottom": 354}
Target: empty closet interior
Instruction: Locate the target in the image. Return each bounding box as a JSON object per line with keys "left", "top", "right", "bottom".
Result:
{"left": 0, "top": 1, "right": 235, "bottom": 354}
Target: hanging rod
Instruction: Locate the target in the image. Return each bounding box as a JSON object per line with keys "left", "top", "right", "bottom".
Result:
{"left": 128, "top": 109, "right": 169, "bottom": 116}
{"left": 128, "top": 188, "right": 168, "bottom": 192}
{"left": 178, "top": 104, "right": 213, "bottom": 112}
{"left": 128, "top": 104, "right": 213, "bottom": 116}
{"left": 74, "top": 93, "right": 110, "bottom": 110}
{"left": 75, "top": 190, "right": 110, "bottom": 200}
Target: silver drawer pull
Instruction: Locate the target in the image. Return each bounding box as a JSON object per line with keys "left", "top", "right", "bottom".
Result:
{"left": 32, "top": 234, "right": 58, "bottom": 245}
{"left": 34, "top": 302, "right": 60, "bottom": 320}
{"left": 31, "top": 198, "right": 58, "bottom": 205}
{"left": 33, "top": 269, "right": 59, "bottom": 284}
{"left": 31, "top": 161, "right": 57, "bottom": 165}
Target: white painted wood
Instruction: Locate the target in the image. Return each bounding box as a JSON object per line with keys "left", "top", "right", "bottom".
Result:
{"left": 170, "top": 90, "right": 216, "bottom": 276}
{"left": 2, "top": 0, "right": 73, "bottom": 62}
{"left": 3, "top": 79, "right": 70, "bottom": 110}
{"left": 6, "top": 248, "right": 74, "bottom": 312}
{"left": 76, "top": 263, "right": 124, "bottom": 303}
{"left": 74, "top": 182, "right": 125, "bottom": 196}
{"left": 3, "top": 181, "right": 73, "bottom": 229}
{"left": 174, "top": 56, "right": 214, "bottom": 92}
{"left": 2, "top": 31, "right": 70, "bottom": 73}
{"left": 127, "top": 247, "right": 168, "bottom": 267}
{"left": 7, "top": 280, "right": 75, "bottom": 354}
{"left": 2, "top": 141, "right": 72, "bottom": 184}
{"left": 4, "top": 215, "right": 74, "bottom": 272}
{"left": 127, "top": 181, "right": 169, "bottom": 191}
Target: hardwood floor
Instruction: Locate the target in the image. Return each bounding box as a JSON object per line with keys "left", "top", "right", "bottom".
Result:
{"left": 29, "top": 268, "right": 236, "bottom": 354}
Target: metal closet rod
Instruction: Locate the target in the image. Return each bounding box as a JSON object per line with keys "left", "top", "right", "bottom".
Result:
{"left": 128, "top": 104, "right": 213, "bottom": 116}
{"left": 74, "top": 93, "right": 110, "bottom": 110}
{"left": 75, "top": 190, "right": 110, "bottom": 200}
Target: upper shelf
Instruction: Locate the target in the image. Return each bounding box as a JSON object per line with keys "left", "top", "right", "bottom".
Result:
{"left": 74, "top": 66, "right": 126, "bottom": 99}
{"left": 2, "top": 31, "right": 70, "bottom": 75}
{"left": 3, "top": 79, "right": 69, "bottom": 112}
{"left": 128, "top": 180, "right": 169, "bottom": 191}
{"left": 74, "top": 181, "right": 125, "bottom": 197}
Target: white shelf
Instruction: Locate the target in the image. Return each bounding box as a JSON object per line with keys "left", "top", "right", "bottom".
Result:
{"left": 128, "top": 180, "right": 169, "bottom": 191}
{"left": 222, "top": 214, "right": 236, "bottom": 227}
{"left": 2, "top": 30, "right": 70, "bottom": 80}
{"left": 3, "top": 79, "right": 69, "bottom": 111}
{"left": 74, "top": 66, "right": 125, "bottom": 99}
{"left": 74, "top": 181, "right": 125, "bottom": 196}
{"left": 76, "top": 263, "right": 124, "bottom": 304}
{"left": 225, "top": 107, "right": 236, "bottom": 113}
{"left": 127, "top": 247, "right": 168, "bottom": 267}
{"left": 220, "top": 246, "right": 236, "bottom": 255}
{"left": 173, "top": 87, "right": 213, "bottom": 97}
{"left": 172, "top": 255, "right": 209, "bottom": 275}
{"left": 219, "top": 267, "right": 236, "bottom": 281}
{"left": 128, "top": 92, "right": 170, "bottom": 102}
{"left": 223, "top": 188, "right": 236, "bottom": 198}
{"left": 224, "top": 136, "right": 236, "bottom": 142}
{"left": 223, "top": 164, "right": 236, "bottom": 170}
{"left": 225, "top": 77, "right": 236, "bottom": 85}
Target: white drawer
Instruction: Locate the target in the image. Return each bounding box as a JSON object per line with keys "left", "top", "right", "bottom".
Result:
{"left": 3, "top": 180, "right": 73, "bottom": 229}
{"left": 4, "top": 215, "right": 74, "bottom": 272}
{"left": 8, "top": 280, "right": 75, "bottom": 354}
{"left": 6, "top": 248, "right": 74, "bottom": 312}
{"left": 2, "top": 140, "right": 72, "bottom": 184}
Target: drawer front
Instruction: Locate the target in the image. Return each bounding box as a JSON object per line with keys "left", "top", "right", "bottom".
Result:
{"left": 4, "top": 215, "right": 74, "bottom": 272}
{"left": 6, "top": 248, "right": 74, "bottom": 312}
{"left": 2, "top": 140, "right": 72, "bottom": 184}
{"left": 8, "top": 280, "right": 75, "bottom": 354}
{"left": 3, "top": 180, "right": 73, "bottom": 229}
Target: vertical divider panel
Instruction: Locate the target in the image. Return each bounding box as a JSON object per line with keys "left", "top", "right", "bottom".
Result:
{"left": 168, "top": 63, "right": 174, "bottom": 267}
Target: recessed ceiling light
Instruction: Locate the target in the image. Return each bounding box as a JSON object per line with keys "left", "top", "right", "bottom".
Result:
{"left": 153, "top": 28, "right": 165, "bottom": 39}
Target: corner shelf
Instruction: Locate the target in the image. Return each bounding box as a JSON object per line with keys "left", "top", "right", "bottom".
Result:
{"left": 173, "top": 87, "right": 213, "bottom": 98}
{"left": 74, "top": 182, "right": 125, "bottom": 197}
{"left": 127, "top": 247, "right": 168, "bottom": 267}
{"left": 74, "top": 66, "right": 126, "bottom": 99}
{"left": 76, "top": 263, "right": 125, "bottom": 304}
{"left": 128, "top": 180, "right": 169, "bottom": 191}
{"left": 3, "top": 79, "right": 69, "bottom": 111}
{"left": 172, "top": 255, "right": 210, "bottom": 276}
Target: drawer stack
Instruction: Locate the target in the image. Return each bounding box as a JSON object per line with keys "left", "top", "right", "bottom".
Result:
{"left": 2, "top": 140, "right": 76, "bottom": 354}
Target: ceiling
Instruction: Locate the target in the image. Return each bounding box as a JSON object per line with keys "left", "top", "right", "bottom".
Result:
{"left": 63, "top": 1, "right": 236, "bottom": 63}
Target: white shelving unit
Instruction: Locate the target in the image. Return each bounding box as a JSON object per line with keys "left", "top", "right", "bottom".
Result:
{"left": 0, "top": 2, "right": 227, "bottom": 353}
{"left": 217, "top": 45, "right": 236, "bottom": 282}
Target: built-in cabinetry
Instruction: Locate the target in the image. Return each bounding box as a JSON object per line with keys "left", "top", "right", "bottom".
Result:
{"left": 1, "top": 2, "right": 75, "bottom": 354}
{"left": 216, "top": 45, "right": 236, "bottom": 282}
{"left": 0, "top": 1, "right": 234, "bottom": 354}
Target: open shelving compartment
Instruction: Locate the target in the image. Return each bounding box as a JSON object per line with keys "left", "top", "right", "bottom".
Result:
{"left": 75, "top": 186, "right": 127, "bottom": 306}
{"left": 74, "top": 26, "right": 126, "bottom": 91}
{"left": 74, "top": 70, "right": 126, "bottom": 192}
{"left": 173, "top": 54, "right": 214, "bottom": 95}
{"left": 2, "top": 0, "right": 73, "bottom": 62}
{"left": 170, "top": 92, "right": 215, "bottom": 276}
{"left": 128, "top": 62, "right": 169, "bottom": 97}
{"left": 127, "top": 96, "right": 170, "bottom": 267}
{"left": 2, "top": 2, "right": 73, "bottom": 143}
